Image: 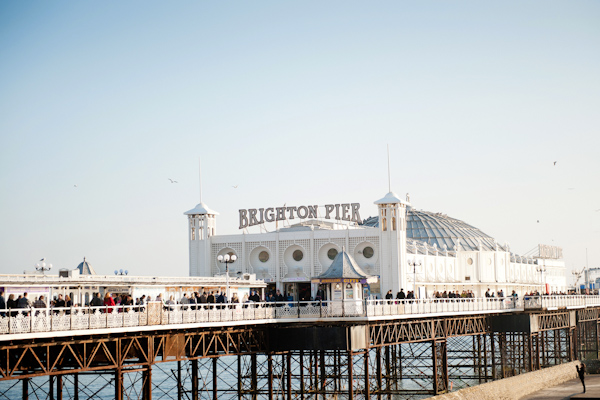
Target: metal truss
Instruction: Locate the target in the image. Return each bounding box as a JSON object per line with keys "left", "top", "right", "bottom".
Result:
{"left": 578, "top": 308, "right": 598, "bottom": 322}
{"left": 536, "top": 311, "right": 572, "bottom": 331}
{"left": 369, "top": 315, "right": 488, "bottom": 347}
{"left": 0, "top": 327, "right": 267, "bottom": 382}
{"left": 0, "top": 311, "right": 592, "bottom": 399}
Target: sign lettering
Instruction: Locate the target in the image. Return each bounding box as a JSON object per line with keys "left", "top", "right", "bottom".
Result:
{"left": 239, "top": 203, "right": 361, "bottom": 229}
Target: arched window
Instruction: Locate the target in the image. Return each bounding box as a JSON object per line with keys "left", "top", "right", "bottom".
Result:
{"left": 382, "top": 218, "right": 387, "bottom": 231}
{"left": 392, "top": 217, "right": 397, "bottom": 231}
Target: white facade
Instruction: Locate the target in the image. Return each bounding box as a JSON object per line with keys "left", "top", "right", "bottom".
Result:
{"left": 0, "top": 273, "right": 266, "bottom": 306}
{"left": 186, "top": 192, "right": 568, "bottom": 299}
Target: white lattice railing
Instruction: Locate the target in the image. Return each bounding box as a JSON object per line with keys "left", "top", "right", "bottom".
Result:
{"left": 523, "top": 295, "right": 600, "bottom": 309}
{"left": 2, "top": 296, "right": 595, "bottom": 337}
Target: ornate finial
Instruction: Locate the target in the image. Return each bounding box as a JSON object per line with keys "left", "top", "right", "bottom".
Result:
{"left": 406, "top": 193, "right": 410, "bottom": 203}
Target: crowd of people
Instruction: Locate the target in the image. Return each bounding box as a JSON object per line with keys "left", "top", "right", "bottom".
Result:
{"left": 123, "top": 289, "right": 265, "bottom": 311}
{"left": 1, "top": 287, "right": 597, "bottom": 318}
{"left": 0, "top": 289, "right": 266, "bottom": 316}
{"left": 0, "top": 291, "right": 53, "bottom": 316}
{"left": 384, "top": 289, "right": 416, "bottom": 300}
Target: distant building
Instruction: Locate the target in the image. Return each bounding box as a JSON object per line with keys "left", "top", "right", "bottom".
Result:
{"left": 584, "top": 268, "right": 600, "bottom": 289}
{"left": 2, "top": 258, "right": 265, "bottom": 306}
{"left": 185, "top": 191, "right": 567, "bottom": 300}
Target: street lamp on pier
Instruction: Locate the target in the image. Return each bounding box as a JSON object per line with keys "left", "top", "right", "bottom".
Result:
{"left": 217, "top": 254, "right": 237, "bottom": 302}
{"left": 572, "top": 269, "right": 584, "bottom": 294}
{"left": 407, "top": 259, "right": 422, "bottom": 298}
{"left": 35, "top": 260, "right": 52, "bottom": 275}
{"left": 536, "top": 266, "right": 547, "bottom": 294}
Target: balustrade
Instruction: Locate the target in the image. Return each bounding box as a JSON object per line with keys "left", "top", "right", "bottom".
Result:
{"left": 4, "top": 296, "right": 597, "bottom": 337}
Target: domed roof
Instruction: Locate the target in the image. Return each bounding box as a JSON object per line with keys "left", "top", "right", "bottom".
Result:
{"left": 359, "top": 209, "right": 504, "bottom": 252}
{"left": 76, "top": 257, "right": 96, "bottom": 275}
{"left": 407, "top": 209, "right": 504, "bottom": 252}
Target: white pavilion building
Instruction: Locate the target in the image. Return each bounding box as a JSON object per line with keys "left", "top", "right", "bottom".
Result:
{"left": 185, "top": 191, "right": 567, "bottom": 300}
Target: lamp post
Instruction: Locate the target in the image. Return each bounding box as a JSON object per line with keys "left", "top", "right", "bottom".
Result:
{"left": 217, "top": 254, "right": 237, "bottom": 302}
{"left": 572, "top": 269, "right": 584, "bottom": 294}
{"left": 35, "top": 260, "right": 53, "bottom": 275}
{"left": 536, "top": 266, "right": 547, "bottom": 294}
{"left": 407, "top": 259, "right": 422, "bottom": 298}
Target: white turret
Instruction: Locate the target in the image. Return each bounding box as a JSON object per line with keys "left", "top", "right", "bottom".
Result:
{"left": 374, "top": 191, "right": 410, "bottom": 296}
{"left": 184, "top": 202, "right": 218, "bottom": 276}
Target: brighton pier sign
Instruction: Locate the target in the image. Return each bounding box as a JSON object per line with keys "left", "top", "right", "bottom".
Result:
{"left": 239, "top": 203, "right": 362, "bottom": 229}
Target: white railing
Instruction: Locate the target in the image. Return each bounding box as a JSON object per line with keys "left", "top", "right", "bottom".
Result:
{"left": 368, "top": 297, "right": 520, "bottom": 316}
{"left": 0, "top": 297, "right": 527, "bottom": 336}
{"left": 523, "top": 295, "right": 600, "bottom": 309}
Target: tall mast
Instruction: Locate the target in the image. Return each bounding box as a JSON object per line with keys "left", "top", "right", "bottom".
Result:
{"left": 199, "top": 158, "right": 203, "bottom": 203}
{"left": 387, "top": 144, "right": 391, "bottom": 193}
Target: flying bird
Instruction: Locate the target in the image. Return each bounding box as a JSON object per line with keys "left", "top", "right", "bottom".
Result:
{"left": 232, "top": 185, "right": 238, "bottom": 189}
{"left": 537, "top": 220, "right": 539, "bottom": 223}
{"left": 168, "top": 178, "right": 178, "bottom": 183}
{"left": 74, "top": 184, "right": 78, "bottom": 188}
{"left": 40, "top": 258, "right": 45, "bottom": 261}
{"left": 553, "top": 161, "right": 557, "bottom": 166}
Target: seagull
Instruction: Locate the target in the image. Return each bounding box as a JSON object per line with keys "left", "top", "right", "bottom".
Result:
{"left": 232, "top": 185, "right": 238, "bottom": 189}
{"left": 553, "top": 161, "right": 557, "bottom": 166}
{"left": 40, "top": 258, "right": 45, "bottom": 261}
{"left": 537, "top": 220, "right": 539, "bottom": 223}
{"left": 74, "top": 184, "right": 78, "bottom": 188}
{"left": 168, "top": 178, "right": 178, "bottom": 183}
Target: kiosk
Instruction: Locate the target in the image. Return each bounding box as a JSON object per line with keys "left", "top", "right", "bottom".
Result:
{"left": 312, "top": 249, "right": 378, "bottom": 301}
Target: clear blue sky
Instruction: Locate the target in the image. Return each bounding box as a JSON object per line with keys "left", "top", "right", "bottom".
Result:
{"left": 1, "top": 1, "right": 598, "bottom": 281}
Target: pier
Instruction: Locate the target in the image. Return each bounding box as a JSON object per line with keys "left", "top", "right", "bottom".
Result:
{"left": 1, "top": 296, "right": 599, "bottom": 399}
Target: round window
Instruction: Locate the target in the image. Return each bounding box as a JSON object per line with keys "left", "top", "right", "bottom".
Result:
{"left": 363, "top": 246, "right": 374, "bottom": 259}
{"left": 467, "top": 258, "right": 473, "bottom": 265}
{"left": 327, "top": 248, "right": 338, "bottom": 260}
{"left": 293, "top": 249, "right": 303, "bottom": 261}
{"left": 258, "top": 251, "right": 269, "bottom": 262}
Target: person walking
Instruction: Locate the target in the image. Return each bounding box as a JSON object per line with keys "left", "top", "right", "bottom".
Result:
{"left": 17, "top": 292, "right": 32, "bottom": 309}
{"left": 90, "top": 292, "right": 103, "bottom": 307}
{"left": 33, "top": 295, "right": 47, "bottom": 309}
{"left": 33, "top": 295, "right": 47, "bottom": 316}
{"left": 0, "top": 291, "right": 5, "bottom": 317}
{"left": 576, "top": 361, "right": 586, "bottom": 393}
{"left": 7, "top": 294, "right": 17, "bottom": 316}
{"left": 103, "top": 292, "right": 115, "bottom": 313}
